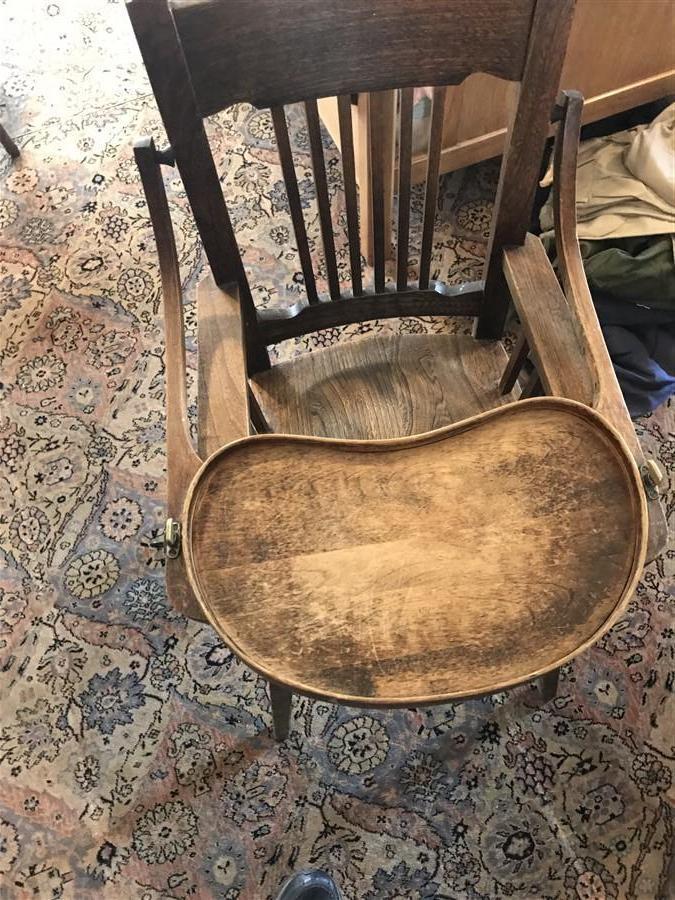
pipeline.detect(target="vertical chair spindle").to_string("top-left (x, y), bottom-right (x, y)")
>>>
top-left (305, 99), bottom-right (341, 300)
top-left (419, 86), bottom-right (447, 290)
top-left (500, 332), bottom-right (530, 394)
top-left (369, 91), bottom-right (390, 293)
top-left (337, 94), bottom-right (363, 297)
top-left (271, 105), bottom-right (319, 304)
top-left (396, 87), bottom-right (414, 291)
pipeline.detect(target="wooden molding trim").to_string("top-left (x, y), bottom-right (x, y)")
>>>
top-left (410, 69), bottom-right (675, 182)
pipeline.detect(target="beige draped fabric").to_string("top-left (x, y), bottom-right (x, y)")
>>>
top-left (541, 102), bottom-right (675, 239)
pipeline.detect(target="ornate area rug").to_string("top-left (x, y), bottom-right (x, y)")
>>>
top-left (1, 2), bottom-right (673, 898)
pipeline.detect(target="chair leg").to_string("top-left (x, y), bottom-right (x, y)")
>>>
top-left (269, 681), bottom-right (293, 741)
top-left (499, 332), bottom-right (530, 395)
top-left (0, 122), bottom-right (19, 159)
top-left (520, 367), bottom-right (543, 399)
top-left (540, 667), bottom-right (559, 703)
top-left (248, 387), bottom-right (271, 434)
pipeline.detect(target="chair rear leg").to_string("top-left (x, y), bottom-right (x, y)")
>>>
top-left (248, 387), bottom-right (271, 434)
top-left (0, 123), bottom-right (19, 159)
top-left (540, 667), bottom-right (560, 703)
top-left (269, 681), bottom-right (293, 741)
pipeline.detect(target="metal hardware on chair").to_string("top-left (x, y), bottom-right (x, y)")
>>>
top-left (164, 517), bottom-right (182, 558)
top-left (151, 518), bottom-right (182, 558)
top-left (641, 460), bottom-right (665, 500)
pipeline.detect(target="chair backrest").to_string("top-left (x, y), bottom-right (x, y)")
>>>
top-left (128, 0), bottom-right (575, 370)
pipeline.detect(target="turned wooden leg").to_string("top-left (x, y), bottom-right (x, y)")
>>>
top-left (269, 681), bottom-right (293, 741)
top-left (0, 123), bottom-right (19, 159)
top-left (540, 667), bottom-right (560, 703)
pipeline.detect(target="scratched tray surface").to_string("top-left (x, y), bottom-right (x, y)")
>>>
top-left (184, 399), bottom-right (646, 705)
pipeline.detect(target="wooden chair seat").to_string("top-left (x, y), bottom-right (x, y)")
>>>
top-left (183, 399), bottom-right (646, 706)
top-left (251, 332), bottom-right (515, 440)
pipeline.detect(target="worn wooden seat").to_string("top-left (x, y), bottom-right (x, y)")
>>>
top-left (128, 0), bottom-right (666, 739)
top-left (184, 399), bottom-right (646, 705)
top-left (251, 333), bottom-right (514, 440)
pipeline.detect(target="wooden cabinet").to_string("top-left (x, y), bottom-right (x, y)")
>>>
top-left (319, 0), bottom-right (675, 257)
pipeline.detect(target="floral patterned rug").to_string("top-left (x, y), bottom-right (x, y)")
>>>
top-left (1, 2), bottom-right (673, 898)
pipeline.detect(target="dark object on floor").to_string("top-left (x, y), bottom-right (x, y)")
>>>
top-left (581, 236), bottom-right (675, 311)
top-left (595, 296), bottom-right (675, 417)
top-left (275, 870), bottom-right (341, 900)
top-left (584, 235), bottom-right (675, 416)
top-left (0, 121), bottom-right (19, 158)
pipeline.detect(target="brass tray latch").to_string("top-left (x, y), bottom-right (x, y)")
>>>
top-left (641, 460), bottom-right (664, 501)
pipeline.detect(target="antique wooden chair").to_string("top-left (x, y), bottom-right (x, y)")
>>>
top-left (128, 0), bottom-right (665, 739)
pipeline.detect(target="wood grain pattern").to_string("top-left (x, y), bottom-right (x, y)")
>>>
top-left (353, 91), bottom-right (397, 266)
top-left (408, 70), bottom-right (675, 185)
top-left (369, 92), bottom-right (390, 292)
top-left (184, 399), bottom-right (647, 705)
top-left (399, 1), bottom-right (675, 183)
top-left (251, 332), bottom-right (515, 440)
top-left (256, 284), bottom-right (482, 344)
top-left (196, 276), bottom-right (251, 458)
top-left (133, 139), bottom-right (201, 497)
top-left (500, 332), bottom-right (529, 395)
top-left (171, 0), bottom-right (536, 114)
top-left (503, 234), bottom-right (595, 406)
top-left (131, 1), bottom-right (656, 708)
top-left (134, 138), bottom-right (203, 620)
top-left (504, 236), bottom-right (666, 560)
top-left (551, 90), bottom-right (668, 559)
top-left (552, 92), bottom-right (642, 452)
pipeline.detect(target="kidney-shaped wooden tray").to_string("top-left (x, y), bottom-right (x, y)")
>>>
top-left (183, 398), bottom-right (647, 706)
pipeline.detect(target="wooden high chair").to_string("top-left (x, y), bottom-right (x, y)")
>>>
top-left (128, 0), bottom-right (665, 739)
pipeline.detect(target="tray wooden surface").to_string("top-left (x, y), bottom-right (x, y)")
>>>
top-left (184, 398), bottom-right (647, 706)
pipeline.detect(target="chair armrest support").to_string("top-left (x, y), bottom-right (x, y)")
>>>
top-left (134, 136), bottom-right (201, 515)
top-left (503, 234), bottom-right (596, 406)
top-left (196, 275), bottom-right (253, 457)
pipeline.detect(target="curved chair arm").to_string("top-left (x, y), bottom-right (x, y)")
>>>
top-left (503, 92), bottom-right (667, 558)
top-left (134, 137), bottom-right (201, 516)
top-left (133, 137), bottom-right (206, 620)
top-left (135, 136), bottom-right (256, 620)
top-left (551, 91), bottom-right (643, 448)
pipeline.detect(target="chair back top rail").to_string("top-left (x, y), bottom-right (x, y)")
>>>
top-left (129, 0), bottom-right (575, 355)
top-left (170, 0), bottom-right (538, 115)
